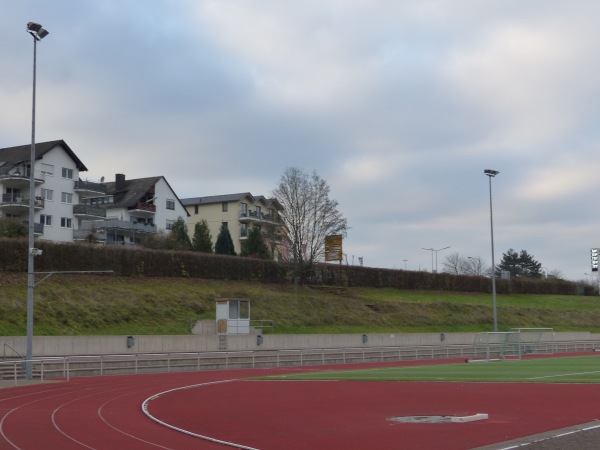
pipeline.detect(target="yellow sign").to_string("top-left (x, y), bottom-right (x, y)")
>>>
top-left (325, 234), bottom-right (343, 261)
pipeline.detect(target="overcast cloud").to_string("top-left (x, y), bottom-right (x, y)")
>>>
top-left (2, 1), bottom-right (600, 281)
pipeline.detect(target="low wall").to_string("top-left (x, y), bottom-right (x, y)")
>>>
top-left (1, 331), bottom-right (597, 358)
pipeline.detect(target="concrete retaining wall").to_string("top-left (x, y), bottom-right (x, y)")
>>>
top-left (1, 331), bottom-right (597, 357)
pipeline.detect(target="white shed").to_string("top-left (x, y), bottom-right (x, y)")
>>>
top-left (216, 299), bottom-right (251, 335)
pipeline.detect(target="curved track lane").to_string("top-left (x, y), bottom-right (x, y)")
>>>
top-left (0, 360), bottom-right (599, 449)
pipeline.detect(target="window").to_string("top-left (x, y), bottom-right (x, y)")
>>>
top-left (6, 188), bottom-right (21, 202)
top-left (166, 199), bottom-right (175, 210)
top-left (166, 219), bottom-right (174, 230)
top-left (240, 223), bottom-right (248, 237)
top-left (41, 163), bottom-right (54, 176)
top-left (60, 217), bottom-right (72, 228)
top-left (222, 202), bottom-right (228, 212)
top-left (240, 203), bottom-right (247, 216)
top-left (194, 205), bottom-right (199, 215)
top-left (61, 192), bottom-right (73, 204)
top-left (41, 188), bottom-right (53, 201)
top-left (61, 167), bottom-right (74, 179)
top-left (40, 214), bottom-right (52, 226)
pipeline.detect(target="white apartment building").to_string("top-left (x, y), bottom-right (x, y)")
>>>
top-left (0, 140), bottom-right (187, 246)
top-left (78, 173), bottom-right (189, 245)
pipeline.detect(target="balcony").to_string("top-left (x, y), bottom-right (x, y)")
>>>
top-left (128, 202), bottom-right (156, 218)
top-left (81, 219), bottom-right (157, 235)
top-left (74, 180), bottom-right (107, 196)
top-left (0, 167), bottom-right (45, 188)
top-left (239, 210), bottom-right (279, 224)
top-left (73, 204), bottom-right (106, 220)
top-left (0, 195), bottom-right (44, 214)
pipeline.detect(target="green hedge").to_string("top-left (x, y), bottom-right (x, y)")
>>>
top-left (0, 238), bottom-right (587, 295)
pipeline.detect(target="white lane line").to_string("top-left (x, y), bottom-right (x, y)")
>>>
top-left (141, 379), bottom-right (259, 450)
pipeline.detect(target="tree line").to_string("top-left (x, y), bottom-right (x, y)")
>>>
top-left (442, 249), bottom-right (563, 280)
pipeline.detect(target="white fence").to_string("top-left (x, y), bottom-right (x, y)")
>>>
top-left (1, 340), bottom-right (597, 386)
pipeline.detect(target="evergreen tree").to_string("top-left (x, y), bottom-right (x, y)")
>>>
top-left (168, 216), bottom-right (191, 250)
top-left (192, 219), bottom-right (213, 253)
top-left (497, 248), bottom-right (542, 279)
top-left (242, 225), bottom-right (270, 259)
top-left (214, 223), bottom-right (236, 255)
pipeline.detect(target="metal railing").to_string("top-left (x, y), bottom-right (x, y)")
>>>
top-left (1, 340), bottom-right (597, 385)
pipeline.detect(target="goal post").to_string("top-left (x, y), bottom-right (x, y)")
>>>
top-left (472, 332), bottom-right (519, 361)
top-left (471, 328), bottom-right (554, 361)
top-left (509, 328), bottom-right (554, 356)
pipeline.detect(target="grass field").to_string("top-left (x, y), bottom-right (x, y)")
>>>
top-left (2, 273), bottom-right (600, 335)
top-left (264, 355), bottom-right (600, 383)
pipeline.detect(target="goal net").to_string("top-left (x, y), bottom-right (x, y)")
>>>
top-left (471, 328), bottom-right (554, 361)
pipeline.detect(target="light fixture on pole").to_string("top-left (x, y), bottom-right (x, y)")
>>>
top-left (422, 246), bottom-right (451, 273)
top-left (484, 169), bottom-right (499, 332)
top-left (26, 21), bottom-right (49, 380)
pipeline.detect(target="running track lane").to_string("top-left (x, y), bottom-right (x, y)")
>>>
top-left (1, 359), bottom-right (600, 449)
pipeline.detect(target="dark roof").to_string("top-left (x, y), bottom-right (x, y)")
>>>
top-left (181, 193), bottom-right (282, 210)
top-left (105, 175), bottom-right (190, 216)
top-left (0, 140), bottom-right (88, 171)
top-left (105, 176), bottom-right (162, 209)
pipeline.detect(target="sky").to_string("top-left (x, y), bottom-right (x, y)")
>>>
top-left (2, 1), bottom-right (600, 282)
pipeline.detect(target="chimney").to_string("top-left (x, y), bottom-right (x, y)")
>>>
top-left (115, 173), bottom-right (126, 190)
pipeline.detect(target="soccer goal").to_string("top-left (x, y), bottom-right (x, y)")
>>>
top-left (471, 328), bottom-right (554, 361)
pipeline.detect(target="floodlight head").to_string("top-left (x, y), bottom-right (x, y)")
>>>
top-left (26, 22), bottom-right (49, 40)
top-left (27, 22), bottom-right (42, 32)
top-left (484, 169), bottom-right (499, 177)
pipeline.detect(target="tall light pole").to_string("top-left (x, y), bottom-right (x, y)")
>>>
top-left (484, 169), bottom-right (499, 332)
top-left (26, 22), bottom-right (49, 380)
top-left (422, 246), bottom-right (451, 273)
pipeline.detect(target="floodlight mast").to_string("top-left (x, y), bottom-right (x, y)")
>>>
top-left (25, 21), bottom-right (49, 380)
top-left (484, 169), bottom-right (499, 332)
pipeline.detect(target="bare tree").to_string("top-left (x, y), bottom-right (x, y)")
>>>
top-left (442, 252), bottom-right (465, 275)
top-left (443, 253), bottom-right (488, 276)
top-left (465, 256), bottom-right (487, 276)
top-left (273, 167), bottom-right (348, 282)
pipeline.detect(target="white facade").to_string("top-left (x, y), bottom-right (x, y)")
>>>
top-left (37, 147), bottom-right (83, 242)
top-left (0, 141), bottom-right (87, 242)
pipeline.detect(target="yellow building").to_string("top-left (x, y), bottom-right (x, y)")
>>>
top-left (181, 193), bottom-right (283, 258)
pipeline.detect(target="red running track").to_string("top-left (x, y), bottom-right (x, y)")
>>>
top-left (1, 359), bottom-right (600, 449)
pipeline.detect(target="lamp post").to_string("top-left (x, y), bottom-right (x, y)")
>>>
top-left (403, 259), bottom-right (407, 270)
top-left (484, 169), bottom-right (499, 332)
top-left (422, 246), bottom-right (451, 273)
top-left (26, 22), bottom-right (49, 380)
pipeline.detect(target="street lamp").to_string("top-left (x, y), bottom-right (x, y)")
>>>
top-left (422, 246), bottom-right (451, 273)
top-left (484, 169), bottom-right (499, 332)
top-left (403, 259), bottom-right (407, 270)
top-left (26, 21), bottom-right (49, 380)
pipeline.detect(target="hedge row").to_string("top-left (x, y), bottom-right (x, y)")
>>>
top-left (313, 264), bottom-right (586, 295)
top-left (0, 239), bottom-right (588, 295)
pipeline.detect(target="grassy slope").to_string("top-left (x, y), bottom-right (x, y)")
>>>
top-left (1, 273), bottom-right (600, 336)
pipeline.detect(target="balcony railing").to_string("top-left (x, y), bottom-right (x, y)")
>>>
top-left (239, 211), bottom-right (279, 223)
top-left (128, 203), bottom-right (156, 213)
top-left (0, 167), bottom-right (46, 184)
top-left (73, 204), bottom-right (106, 219)
top-left (80, 219), bottom-right (157, 234)
top-left (0, 195), bottom-right (44, 209)
top-left (73, 180), bottom-right (107, 194)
